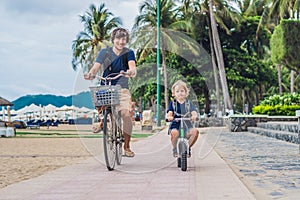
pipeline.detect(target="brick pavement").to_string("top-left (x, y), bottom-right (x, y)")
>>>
top-left (0, 126), bottom-right (255, 200)
top-left (206, 127), bottom-right (300, 199)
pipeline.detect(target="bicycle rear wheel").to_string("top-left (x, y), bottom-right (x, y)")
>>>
top-left (103, 109), bottom-right (116, 171)
top-left (116, 116), bottom-right (123, 165)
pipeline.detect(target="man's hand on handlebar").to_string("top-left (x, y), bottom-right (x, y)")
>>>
top-left (84, 73), bottom-right (96, 80)
top-left (125, 69), bottom-right (137, 77)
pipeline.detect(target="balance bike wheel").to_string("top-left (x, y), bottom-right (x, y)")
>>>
top-left (181, 152), bottom-right (187, 171)
top-left (177, 157), bottom-right (181, 168)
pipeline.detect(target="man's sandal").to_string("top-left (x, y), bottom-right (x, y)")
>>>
top-left (92, 123), bottom-right (103, 133)
top-left (92, 126), bottom-right (102, 133)
top-left (124, 149), bottom-right (135, 157)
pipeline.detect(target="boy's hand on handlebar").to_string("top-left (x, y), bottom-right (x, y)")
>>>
top-left (84, 73), bottom-right (95, 80)
top-left (191, 115), bottom-right (197, 122)
top-left (166, 111), bottom-right (174, 122)
top-left (166, 116), bottom-right (174, 122)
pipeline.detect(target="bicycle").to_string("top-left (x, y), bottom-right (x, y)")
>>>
top-left (169, 113), bottom-right (194, 171)
top-left (89, 71), bottom-right (128, 171)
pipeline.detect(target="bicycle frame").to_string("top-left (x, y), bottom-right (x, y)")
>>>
top-left (169, 112), bottom-right (193, 171)
top-left (89, 71), bottom-right (128, 171)
top-left (176, 118), bottom-right (191, 158)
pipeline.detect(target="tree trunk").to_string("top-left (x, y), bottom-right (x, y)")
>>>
top-left (207, 16), bottom-right (221, 114)
top-left (160, 34), bottom-right (168, 112)
top-left (277, 64), bottom-right (282, 94)
top-left (259, 84), bottom-right (262, 101)
top-left (291, 70), bottom-right (295, 93)
top-left (161, 50), bottom-right (168, 112)
top-left (204, 86), bottom-right (211, 116)
top-left (242, 89), bottom-right (245, 114)
top-left (209, 0), bottom-right (232, 111)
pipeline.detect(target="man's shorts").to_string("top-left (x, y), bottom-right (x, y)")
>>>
top-left (117, 88), bottom-right (132, 112)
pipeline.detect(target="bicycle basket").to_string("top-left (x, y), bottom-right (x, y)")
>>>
top-left (90, 85), bottom-right (121, 106)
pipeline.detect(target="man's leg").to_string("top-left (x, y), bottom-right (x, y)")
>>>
top-left (93, 106), bottom-right (104, 133)
top-left (118, 89), bottom-right (135, 157)
top-left (121, 109), bottom-right (135, 157)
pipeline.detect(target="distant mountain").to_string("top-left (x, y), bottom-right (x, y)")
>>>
top-left (12, 91), bottom-right (94, 110)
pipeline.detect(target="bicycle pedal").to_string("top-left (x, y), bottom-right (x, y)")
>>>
top-left (116, 138), bottom-right (123, 143)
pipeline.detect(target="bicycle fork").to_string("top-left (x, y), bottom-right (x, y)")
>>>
top-left (177, 128), bottom-right (189, 157)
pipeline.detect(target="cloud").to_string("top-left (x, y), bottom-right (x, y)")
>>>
top-left (0, 0), bottom-right (141, 101)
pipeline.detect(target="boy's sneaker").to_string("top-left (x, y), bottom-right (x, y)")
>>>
top-left (173, 148), bottom-right (178, 158)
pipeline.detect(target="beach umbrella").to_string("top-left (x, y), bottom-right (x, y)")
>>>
top-left (56, 105), bottom-right (79, 120)
top-left (27, 103), bottom-right (42, 112)
top-left (78, 106), bottom-right (92, 113)
top-left (56, 105), bottom-right (72, 111)
top-left (16, 106), bottom-right (29, 115)
top-left (43, 104), bottom-right (58, 118)
top-left (44, 104), bottom-right (57, 111)
top-left (15, 104), bottom-right (42, 120)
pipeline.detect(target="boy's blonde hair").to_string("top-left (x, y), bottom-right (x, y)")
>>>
top-left (171, 80), bottom-right (189, 97)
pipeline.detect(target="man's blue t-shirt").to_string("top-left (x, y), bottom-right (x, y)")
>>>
top-left (95, 47), bottom-right (136, 89)
top-left (167, 100), bottom-right (197, 130)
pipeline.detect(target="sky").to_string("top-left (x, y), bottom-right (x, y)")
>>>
top-left (0, 0), bottom-right (142, 101)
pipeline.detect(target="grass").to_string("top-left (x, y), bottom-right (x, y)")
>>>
top-left (15, 131), bottom-right (152, 139)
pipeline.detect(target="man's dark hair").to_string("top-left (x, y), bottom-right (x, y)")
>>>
top-left (111, 28), bottom-right (129, 43)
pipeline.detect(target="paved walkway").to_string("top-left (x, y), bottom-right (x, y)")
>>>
top-left (207, 128), bottom-right (300, 199)
top-left (0, 127), bottom-right (256, 200)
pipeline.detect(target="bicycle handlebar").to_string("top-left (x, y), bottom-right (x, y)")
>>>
top-left (166, 117), bottom-right (194, 122)
top-left (88, 70), bottom-right (128, 81)
top-left (175, 118), bottom-right (193, 121)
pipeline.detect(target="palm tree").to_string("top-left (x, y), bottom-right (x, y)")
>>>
top-left (71, 3), bottom-right (121, 72)
top-left (208, 0), bottom-right (233, 111)
top-left (132, 0), bottom-right (193, 110)
top-left (195, 0), bottom-right (240, 112)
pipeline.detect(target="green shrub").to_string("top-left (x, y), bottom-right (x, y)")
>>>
top-left (252, 93), bottom-right (300, 116)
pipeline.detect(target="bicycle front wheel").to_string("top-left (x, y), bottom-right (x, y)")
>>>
top-left (178, 141), bottom-right (187, 171)
top-left (103, 109), bottom-right (116, 171)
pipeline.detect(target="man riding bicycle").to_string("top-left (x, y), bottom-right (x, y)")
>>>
top-left (84, 27), bottom-right (137, 157)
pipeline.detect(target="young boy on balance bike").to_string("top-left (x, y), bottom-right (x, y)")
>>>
top-left (166, 80), bottom-right (199, 158)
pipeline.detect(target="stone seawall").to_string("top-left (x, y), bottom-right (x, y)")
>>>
top-left (248, 122), bottom-right (299, 144)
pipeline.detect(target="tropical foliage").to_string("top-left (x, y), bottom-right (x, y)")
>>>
top-left (270, 20), bottom-right (300, 73)
top-left (252, 93), bottom-right (300, 116)
top-left (72, 0), bottom-right (300, 116)
top-left (71, 4), bottom-right (121, 72)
